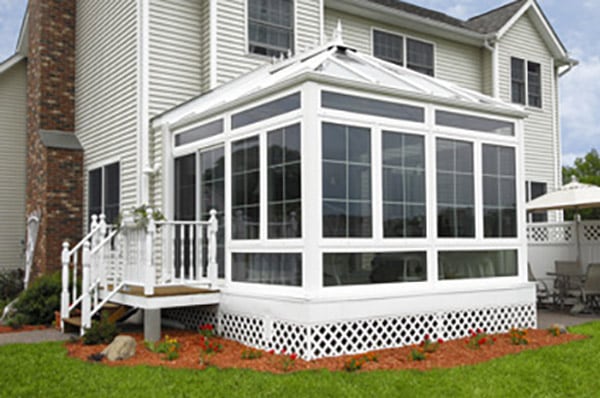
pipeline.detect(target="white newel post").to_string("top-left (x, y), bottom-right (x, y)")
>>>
top-left (145, 212), bottom-right (156, 296)
top-left (81, 241), bottom-right (92, 334)
top-left (60, 242), bottom-right (70, 331)
top-left (98, 214), bottom-right (108, 289)
top-left (208, 209), bottom-right (219, 286)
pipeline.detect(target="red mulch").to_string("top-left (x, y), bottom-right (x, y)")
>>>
top-left (0, 325), bottom-right (49, 334)
top-left (65, 328), bottom-right (587, 373)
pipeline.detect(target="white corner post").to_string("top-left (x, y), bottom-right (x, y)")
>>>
top-left (81, 241), bottom-right (92, 335)
top-left (207, 209), bottom-right (219, 286)
top-left (99, 214), bottom-right (108, 289)
top-left (145, 211), bottom-right (156, 296)
top-left (60, 241), bottom-right (71, 331)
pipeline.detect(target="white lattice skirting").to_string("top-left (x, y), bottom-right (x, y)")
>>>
top-left (164, 303), bottom-right (536, 360)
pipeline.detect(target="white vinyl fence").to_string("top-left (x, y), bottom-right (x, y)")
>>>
top-left (527, 220), bottom-right (600, 278)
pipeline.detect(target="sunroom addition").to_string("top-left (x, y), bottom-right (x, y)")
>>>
top-left (152, 39), bottom-right (534, 359)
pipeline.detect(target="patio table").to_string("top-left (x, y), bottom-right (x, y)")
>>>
top-left (547, 272), bottom-right (586, 310)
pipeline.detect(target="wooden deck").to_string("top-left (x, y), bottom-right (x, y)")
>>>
top-left (121, 285), bottom-right (219, 298)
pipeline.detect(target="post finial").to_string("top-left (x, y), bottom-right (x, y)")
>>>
top-left (62, 241), bottom-right (70, 250)
top-left (332, 19), bottom-right (344, 45)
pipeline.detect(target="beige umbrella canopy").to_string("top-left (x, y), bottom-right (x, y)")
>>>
top-left (526, 178), bottom-right (600, 212)
top-left (526, 177), bottom-right (600, 266)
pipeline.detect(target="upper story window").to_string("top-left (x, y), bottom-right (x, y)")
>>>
top-left (373, 30), bottom-right (434, 76)
top-left (248, 0), bottom-right (294, 57)
top-left (511, 57), bottom-right (541, 108)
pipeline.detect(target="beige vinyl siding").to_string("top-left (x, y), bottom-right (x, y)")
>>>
top-left (76, 0), bottom-right (139, 217)
top-left (324, 8), bottom-right (483, 92)
top-left (148, 0), bottom-right (206, 213)
top-left (481, 48), bottom-right (493, 96)
top-left (215, 0), bottom-right (322, 86)
top-left (498, 13), bottom-right (557, 193)
top-left (0, 60), bottom-right (27, 270)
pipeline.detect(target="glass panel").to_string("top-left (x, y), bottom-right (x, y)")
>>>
top-left (321, 91), bottom-right (425, 123)
top-left (322, 122), bottom-right (372, 238)
top-left (103, 163), bottom-right (120, 224)
top-left (175, 155), bottom-right (196, 220)
top-left (511, 57), bottom-right (525, 104)
top-left (175, 119), bottom-right (223, 147)
top-left (438, 250), bottom-right (518, 280)
top-left (88, 168), bottom-right (102, 223)
top-left (483, 144), bottom-right (516, 238)
top-left (231, 93), bottom-right (300, 129)
top-left (406, 38), bottom-right (434, 76)
top-left (232, 253), bottom-right (302, 286)
top-left (200, 147), bottom-right (226, 277)
top-left (248, 0), bottom-right (294, 57)
top-left (435, 110), bottom-right (514, 136)
top-left (436, 138), bottom-right (474, 238)
top-left (232, 136), bottom-right (260, 239)
top-left (373, 30), bottom-right (404, 66)
top-left (382, 131), bottom-right (426, 238)
top-left (268, 123), bottom-right (301, 239)
top-left (323, 252), bottom-right (426, 286)
top-left (527, 61), bottom-right (541, 108)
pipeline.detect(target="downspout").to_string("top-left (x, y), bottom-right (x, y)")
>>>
top-left (483, 38), bottom-right (499, 98)
top-left (139, 0), bottom-right (151, 205)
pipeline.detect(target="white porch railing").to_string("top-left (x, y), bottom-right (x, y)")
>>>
top-left (60, 209), bottom-right (219, 334)
top-left (527, 220), bottom-right (600, 278)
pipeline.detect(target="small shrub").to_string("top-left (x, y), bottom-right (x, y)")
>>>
top-left (145, 335), bottom-right (180, 361)
top-left (509, 327), bottom-right (529, 345)
top-left (410, 348), bottom-right (426, 361)
top-left (198, 323), bottom-right (215, 338)
top-left (466, 328), bottom-right (497, 349)
top-left (0, 269), bottom-right (24, 301)
top-left (420, 334), bottom-right (443, 353)
top-left (83, 316), bottom-right (118, 345)
top-left (199, 335), bottom-right (223, 354)
top-left (10, 272), bottom-right (61, 325)
top-left (343, 354), bottom-right (378, 371)
top-left (241, 348), bottom-right (263, 360)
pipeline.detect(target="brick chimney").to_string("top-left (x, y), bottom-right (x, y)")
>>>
top-left (26, 0), bottom-right (83, 276)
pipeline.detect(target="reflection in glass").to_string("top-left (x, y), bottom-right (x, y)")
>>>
top-left (233, 253), bottom-right (302, 286)
top-left (323, 252), bottom-right (426, 286)
top-left (438, 250), bottom-right (517, 279)
top-left (483, 144), bottom-right (517, 238)
top-left (232, 136), bottom-right (260, 239)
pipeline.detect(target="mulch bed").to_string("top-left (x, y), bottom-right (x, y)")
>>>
top-left (66, 328), bottom-right (587, 373)
top-left (0, 325), bottom-right (49, 334)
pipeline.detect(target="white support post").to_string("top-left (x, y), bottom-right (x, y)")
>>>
top-left (99, 215), bottom-right (108, 289)
top-left (145, 211), bottom-right (156, 296)
top-left (60, 242), bottom-right (70, 331)
top-left (207, 209), bottom-right (219, 286)
top-left (81, 241), bottom-right (92, 335)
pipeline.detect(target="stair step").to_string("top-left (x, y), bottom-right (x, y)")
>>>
top-left (63, 316), bottom-right (82, 327)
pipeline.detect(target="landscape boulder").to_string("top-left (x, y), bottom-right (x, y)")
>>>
top-left (101, 335), bottom-right (137, 361)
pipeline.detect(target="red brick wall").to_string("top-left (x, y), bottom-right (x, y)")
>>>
top-left (26, 0), bottom-right (82, 275)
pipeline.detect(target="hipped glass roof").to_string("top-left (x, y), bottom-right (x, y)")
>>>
top-left (156, 37), bottom-right (524, 127)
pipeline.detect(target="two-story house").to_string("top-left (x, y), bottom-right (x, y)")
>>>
top-left (0, 0), bottom-right (576, 358)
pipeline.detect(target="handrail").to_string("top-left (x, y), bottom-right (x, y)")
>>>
top-left (90, 282), bottom-right (125, 318)
top-left (91, 229), bottom-right (119, 255)
top-left (68, 295), bottom-right (84, 313)
top-left (68, 223), bottom-right (103, 256)
top-left (156, 220), bottom-right (212, 226)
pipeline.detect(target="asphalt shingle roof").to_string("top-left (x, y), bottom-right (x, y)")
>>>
top-left (365, 0), bottom-right (528, 35)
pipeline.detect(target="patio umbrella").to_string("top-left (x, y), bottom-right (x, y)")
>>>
top-left (526, 177), bottom-right (600, 265)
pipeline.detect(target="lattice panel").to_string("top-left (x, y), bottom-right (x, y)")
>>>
top-left (220, 313), bottom-right (265, 348)
top-left (163, 305), bottom-right (218, 330)
top-left (159, 303), bottom-right (536, 360)
top-left (583, 224), bottom-right (600, 242)
top-left (310, 314), bottom-right (438, 359)
top-left (527, 225), bottom-right (572, 243)
top-left (271, 320), bottom-right (309, 358)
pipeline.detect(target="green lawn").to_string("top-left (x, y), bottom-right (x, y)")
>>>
top-left (1, 323), bottom-right (599, 398)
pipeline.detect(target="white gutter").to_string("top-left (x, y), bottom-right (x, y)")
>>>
top-left (483, 38), bottom-right (499, 98)
top-left (559, 59), bottom-right (579, 77)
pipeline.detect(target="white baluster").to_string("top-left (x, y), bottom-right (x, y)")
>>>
top-left (179, 225), bottom-right (185, 282)
top-left (171, 224), bottom-right (177, 283)
top-left (189, 224), bottom-right (195, 281)
top-left (208, 209), bottom-right (219, 286)
top-left (198, 224), bottom-right (204, 280)
top-left (60, 242), bottom-right (70, 331)
top-left (91, 215), bottom-right (101, 290)
top-left (145, 210), bottom-right (156, 296)
top-left (72, 250), bottom-right (78, 301)
top-left (81, 241), bottom-right (92, 334)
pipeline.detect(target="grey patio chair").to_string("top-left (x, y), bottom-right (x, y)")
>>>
top-left (528, 263), bottom-right (553, 307)
top-left (554, 261), bottom-right (585, 309)
top-left (580, 263), bottom-right (600, 311)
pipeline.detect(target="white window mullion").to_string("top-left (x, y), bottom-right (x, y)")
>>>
top-left (260, 131), bottom-right (268, 243)
top-left (372, 125), bottom-right (383, 243)
top-left (473, 141), bottom-right (484, 243)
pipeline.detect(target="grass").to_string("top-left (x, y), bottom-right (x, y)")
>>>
top-left (0, 323), bottom-right (599, 398)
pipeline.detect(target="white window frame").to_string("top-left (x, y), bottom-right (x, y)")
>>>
top-left (87, 158), bottom-right (121, 226)
top-left (371, 27), bottom-right (436, 77)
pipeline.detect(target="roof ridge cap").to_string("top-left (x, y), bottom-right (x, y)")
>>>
top-left (466, 0), bottom-right (527, 22)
